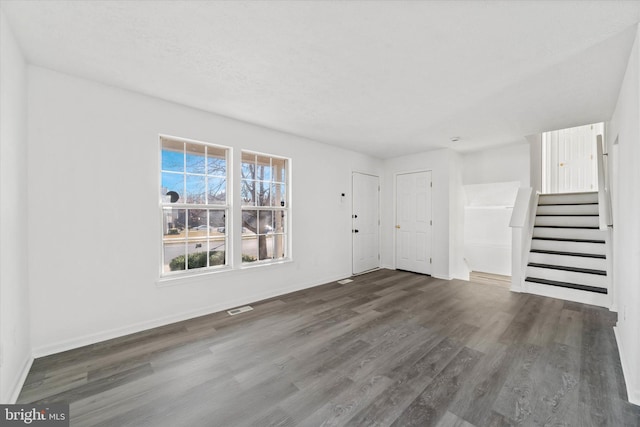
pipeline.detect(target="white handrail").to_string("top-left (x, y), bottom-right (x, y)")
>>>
top-left (596, 135), bottom-right (613, 228)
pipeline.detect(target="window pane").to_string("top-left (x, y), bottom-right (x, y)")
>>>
top-left (208, 210), bottom-right (226, 236)
top-left (256, 181), bottom-right (270, 206)
top-left (242, 152), bottom-right (256, 180)
top-left (258, 235), bottom-right (274, 261)
top-left (209, 239), bottom-right (226, 266)
top-left (186, 175), bottom-right (206, 204)
top-left (241, 179), bottom-right (256, 206)
top-left (187, 241), bottom-right (208, 270)
top-left (185, 143), bottom-right (206, 174)
top-left (242, 210), bottom-right (257, 235)
top-left (274, 210), bottom-right (287, 233)
top-left (272, 157), bottom-right (286, 183)
top-left (256, 155), bottom-right (271, 182)
top-left (207, 177), bottom-right (226, 205)
top-left (272, 183), bottom-right (286, 207)
top-left (164, 242), bottom-right (185, 273)
top-left (242, 236), bottom-right (258, 263)
top-left (259, 210), bottom-right (274, 234)
top-left (273, 234), bottom-right (286, 259)
top-left (163, 208), bottom-right (186, 239)
top-left (161, 139), bottom-right (184, 172)
top-left (162, 172), bottom-right (183, 203)
top-left (207, 146), bottom-right (226, 176)
top-left (187, 209), bottom-right (208, 238)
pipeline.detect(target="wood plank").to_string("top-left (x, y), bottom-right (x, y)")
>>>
top-left (390, 346), bottom-right (483, 427)
top-left (15, 269), bottom-right (637, 426)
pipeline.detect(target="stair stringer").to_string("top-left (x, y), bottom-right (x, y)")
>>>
top-left (519, 191), bottom-right (540, 295)
top-left (604, 226), bottom-right (615, 311)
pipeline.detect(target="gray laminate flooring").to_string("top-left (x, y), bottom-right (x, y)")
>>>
top-left (17, 269), bottom-right (640, 426)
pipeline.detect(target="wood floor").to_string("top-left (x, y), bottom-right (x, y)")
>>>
top-left (18, 269), bottom-right (639, 426)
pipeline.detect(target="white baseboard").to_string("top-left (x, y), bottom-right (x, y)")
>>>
top-left (613, 326), bottom-right (640, 406)
top-left (33, 272), bottom-right (348, 358)
top-left (7, 355), bottom-right (34, 404)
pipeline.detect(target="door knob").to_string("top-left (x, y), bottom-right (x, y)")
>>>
top-left (395, 225), bottom-right (401, 229)
top-left (353, 229), bottom-right (359, 233)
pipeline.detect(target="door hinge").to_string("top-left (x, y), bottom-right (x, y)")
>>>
top-left (430, 258), bottom-right (432, 264)
top-left (378, 185), bottom-right (380, 191)
top-left (430, 181), bottom-right (433, 188)
top-left (430, 220), bottom-right (432, 226)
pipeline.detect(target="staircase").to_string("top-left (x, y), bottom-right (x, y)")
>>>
top-left (524, 191), bottom-right (611, 307)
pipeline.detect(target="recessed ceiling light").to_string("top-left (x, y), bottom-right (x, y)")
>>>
top-left (450, 136), bottom-right (460, 142)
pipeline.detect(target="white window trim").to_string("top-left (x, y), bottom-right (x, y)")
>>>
top-left (159, 134), bottom-right (232, 279)
top-left (158, 137), bottom-right (292, 284)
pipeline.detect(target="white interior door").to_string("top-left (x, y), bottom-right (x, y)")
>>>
top-left (352, 173), bottom-right (380, 275)
top-left (543, 123), bottom-right (602, 193)
top-left (396, 171), bottom-right (432, 274)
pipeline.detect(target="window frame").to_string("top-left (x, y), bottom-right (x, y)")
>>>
top-left (158, 137), bottom-right (292, 281)
top-left (159, 135), bottom-right (232, 278)
top-left (240, 150), bottom-right (291, 266)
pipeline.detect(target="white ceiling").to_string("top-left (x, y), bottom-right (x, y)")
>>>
top-left (2, 1), bottom-right (639, 158)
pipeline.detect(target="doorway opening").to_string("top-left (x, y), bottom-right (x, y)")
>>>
top-left (542, 122), bottom-right (604, 193)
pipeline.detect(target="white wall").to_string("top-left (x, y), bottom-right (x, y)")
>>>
top-left (527, 134), bottom-right (543, 193)
top-left (461, 143), bottom-right (529, 276)
top-left (0, 10), bottom-right (32, 403)
top-left (27, 66), bottom-right (382, 355)
top-left (607, 24), bottom-right (640, 405)
top-left (381, 148), bottom-right (464, 280)
top-left (448, 150), bottom-right (468, 280)
top-left (462, 143), bottom-right (530, 187)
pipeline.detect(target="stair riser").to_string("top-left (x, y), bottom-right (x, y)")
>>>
top-left (532, 227), bottom-right (606, 241)
top-left (528, 252), bottom-right (607, 270)
top-left (530, 239), bottom-right (605, 255)
top-left (536, 204), bottom-right (599, 215)
top-left (524, 282), bottom-right (610, 308)
top-left (534, 216), bottom-right (599, 227)
top-left (538, 192), bottom-right (598, 205)
top-left (526, 266), bottom-right (607, 287)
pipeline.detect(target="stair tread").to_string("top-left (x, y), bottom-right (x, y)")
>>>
top-left (525, 277), bottom-right (608, 294)
top-left (535, 214), bottom-right (599, 217)
top-left (527, 262), bottom-right (606, 275)
top-left (537, 202), bottom-right (598, 206)
top-left (532, 237), bottom-right (605, 244)
top-left (540, 192), bottom-right (597, 196)
top-left (530, 249), bottom-right (606, 259)
top-left (534, 225), bottom-right (600, 228)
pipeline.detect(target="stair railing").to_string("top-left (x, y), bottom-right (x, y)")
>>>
top-left (597, 135), bottom-right (613, 228)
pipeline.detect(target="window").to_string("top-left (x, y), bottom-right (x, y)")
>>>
top-left (161, 137), bottom-right (229, 275)
top-left (241, 152), bottom-right (288, 264)
top-left (160, 138), bottom-right (290, 278)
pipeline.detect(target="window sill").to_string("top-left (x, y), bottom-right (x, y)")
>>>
top-left (156, 258), bottom-right (292, 287)
top-left (239, 258), bottom-right (292, 271)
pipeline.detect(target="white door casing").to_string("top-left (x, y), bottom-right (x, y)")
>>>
top-left (396, 171), bottom-right (432, 274)
top-left (352, 172), bottom-right (380, 275)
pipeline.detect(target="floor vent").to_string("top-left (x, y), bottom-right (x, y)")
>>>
top-left (337, 279), bottom-right (353, 285)
top-left (227, 305), bottom-right (254, 316)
